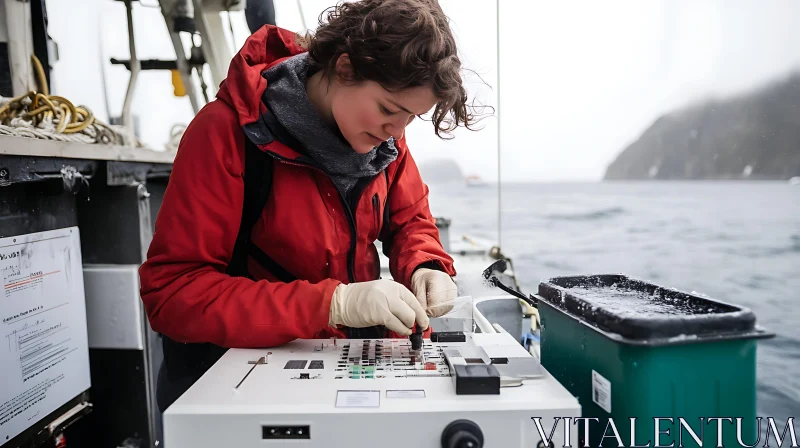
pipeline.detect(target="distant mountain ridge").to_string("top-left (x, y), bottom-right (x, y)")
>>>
top-left (417, 158), bottom-right (465, 184)
top-left (605, 72), bottom-right (800, 180)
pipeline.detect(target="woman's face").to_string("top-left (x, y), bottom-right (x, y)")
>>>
top-left (329, 58), bottom-right (439, 154)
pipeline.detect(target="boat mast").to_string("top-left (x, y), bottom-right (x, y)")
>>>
top-left (496, 0), bottom-right (502, 250)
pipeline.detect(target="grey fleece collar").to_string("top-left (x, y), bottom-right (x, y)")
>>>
top-left (262, 53), bottom-right (398, 197)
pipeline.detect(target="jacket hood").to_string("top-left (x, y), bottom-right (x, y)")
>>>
top-left (216, 25), bottom-right (308, 130)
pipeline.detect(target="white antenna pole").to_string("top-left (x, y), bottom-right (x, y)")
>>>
top-left (496, 0), bottom-right (502, 250)
top-left (296, 0), bottom-right (308, 32)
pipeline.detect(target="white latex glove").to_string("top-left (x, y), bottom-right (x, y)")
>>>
top-left (328, 280), bottom-right (429, 336)
top-left (411, 268), bottom-right (458, 318)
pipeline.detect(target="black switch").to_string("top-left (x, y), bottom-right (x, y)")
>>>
top-left (430, 331), bottom-right (466, 343)
top-left (284, 360), bottom-right (308, 369)
top-left (309, 360), bottom-right (324, 369)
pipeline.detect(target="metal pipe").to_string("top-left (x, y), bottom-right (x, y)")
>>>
top-left (165, 25), bottom-right (201, 113)
top-left (121, 0), bottom-right (140, 141)
top-left (3, 0), bottom-right (36, 96)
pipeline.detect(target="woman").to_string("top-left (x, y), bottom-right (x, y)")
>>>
top-left (139, 0), bottom-right (478, 411)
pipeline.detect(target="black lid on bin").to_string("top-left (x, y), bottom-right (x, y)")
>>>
top-left (537, 274), bottom-right (772, 345)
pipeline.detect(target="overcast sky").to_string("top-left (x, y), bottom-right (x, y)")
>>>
top-left (47, 0), bottom-right (800, 181)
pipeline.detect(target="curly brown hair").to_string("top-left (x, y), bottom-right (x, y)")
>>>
top-left (306, 0), bottom-right (479, 139)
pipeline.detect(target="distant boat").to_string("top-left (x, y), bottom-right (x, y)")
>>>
top-left (790, 176), bottom-right (800, 186)
top-left (465, 174), bottom-right (488, 187)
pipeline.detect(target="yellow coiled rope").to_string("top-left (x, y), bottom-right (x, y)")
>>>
top-left (0, 90), bottom-right (96, 134)
top-left (0, 55), bottom-right (140, 146)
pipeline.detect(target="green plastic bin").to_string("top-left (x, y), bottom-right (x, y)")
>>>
top-left (536, 274), bottom-right (774, 448)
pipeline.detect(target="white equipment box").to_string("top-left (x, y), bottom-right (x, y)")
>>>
top-left (163, 332), bottom-right (580, 447)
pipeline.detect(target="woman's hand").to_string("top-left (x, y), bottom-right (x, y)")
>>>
top-left (411, 268), bottom-right (458, 318)
top-left (328, 280), bottom-right (429, 335)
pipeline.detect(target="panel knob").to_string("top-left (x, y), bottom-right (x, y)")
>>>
top-left (441, 419), bottom-right (484, 448)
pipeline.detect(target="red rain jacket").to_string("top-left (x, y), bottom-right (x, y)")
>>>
top-left (138, 25), bottom-right (456, 348)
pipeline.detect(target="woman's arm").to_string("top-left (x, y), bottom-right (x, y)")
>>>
top-left (381, 137), bottom-right (457, 291)
top-left (138, 101), bottom-right (340, 348)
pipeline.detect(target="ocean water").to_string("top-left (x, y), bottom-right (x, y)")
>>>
top-left (427, 181), bottom-right (799, 427)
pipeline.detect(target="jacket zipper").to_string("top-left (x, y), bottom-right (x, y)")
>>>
top-left (265, 152), bottom-right (364, 284)
top-left (341, 192), bottom-right (358, 284)
top-left (372, 194), bottom-right (380, 239)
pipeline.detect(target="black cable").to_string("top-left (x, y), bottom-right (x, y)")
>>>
top-left (487, 277), bottom-right (538, 308)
